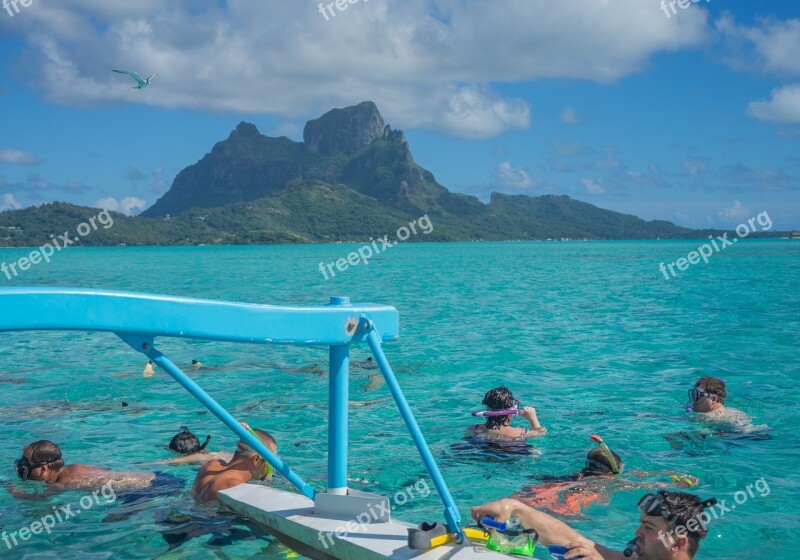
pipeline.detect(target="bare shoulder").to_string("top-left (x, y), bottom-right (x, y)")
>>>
top-left (208, 451), bottom-right (233, 462)
top-left (60, 464), bottom-right (113, 481)
top-left (197, 458), bottom-right (226, 474)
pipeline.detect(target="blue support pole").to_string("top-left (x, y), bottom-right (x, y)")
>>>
top-left (127, 340), bottom-right (316, 500)
top-left (327, 296), bottom-right (350, 494)
top-left (364, 323), bottom-right (464, 543)
top-left (328, 343), bottom-right (349, 494)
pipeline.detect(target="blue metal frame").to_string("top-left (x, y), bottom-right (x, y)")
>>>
top-left (0, 288), bottom-right (464, 541)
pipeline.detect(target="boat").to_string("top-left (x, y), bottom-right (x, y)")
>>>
top-left (0, 287), bottom-right (512, 560)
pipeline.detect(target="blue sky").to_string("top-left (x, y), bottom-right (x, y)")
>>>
top-left (0, 0), bottom-right (798, 229)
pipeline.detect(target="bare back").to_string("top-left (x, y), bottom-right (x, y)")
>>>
top-left (471, 424), bottom-right (530, 439)
top-left (192, 458), bottom-right (250, 503)
top-left (55, 464), bottom-right (155, 489)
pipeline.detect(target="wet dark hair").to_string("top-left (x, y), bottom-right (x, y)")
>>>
top-left (27, 440), bottom-right (65, 472)
top-left (168, 427), bottom-right (210, 455)
top-left (482, 386), bottom-right (516, 430)
top-left (660, 491), bottom-right (709, 556)
top-left (579, 447), bottom-right (623, 478)
top-left (695, 376), bottom-right (726, 404)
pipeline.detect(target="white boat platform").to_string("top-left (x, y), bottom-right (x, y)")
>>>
top-left (220, 485), bottom-right (512, 560)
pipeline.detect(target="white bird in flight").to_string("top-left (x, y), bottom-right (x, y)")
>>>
top-left (112, 69), bottom-right (157, 89)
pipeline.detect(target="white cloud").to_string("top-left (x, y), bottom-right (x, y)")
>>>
top-left (560, 106), bottom-right (580, 125)
top-left (582, 178), bottom-right (605, 195)
top-left (716, 14), bottom-right (800, 76)
top-left (7, 0), bottom-right (710, 139)
top-left (747, 84), bottom-right (800, 123)
top-left (1, 193), bottom-right (21, 210)
top-left (94, 196), bottom-right (145, 216)
top-left (495, 162), bottom-right (540, 191)
top-left (0, 149), bottom-right (40, 165)
top-left (432, 85), bottom-right (529, 139)
top-left (718, 200), bottom-right (750, 220)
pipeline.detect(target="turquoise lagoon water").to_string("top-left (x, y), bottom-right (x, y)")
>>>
top-left (0, 240), bottom-right (798, 559)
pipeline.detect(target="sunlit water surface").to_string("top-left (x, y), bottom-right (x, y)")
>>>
top-left (1, 240), bottom-right (798, 559)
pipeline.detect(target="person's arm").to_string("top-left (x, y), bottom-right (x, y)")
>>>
top-left (140, 455), bottom-right (204, 466)
top-left (140, 452), bottom-right (233, 466)
top-left (519, 406), bottom-right (546, 436)
top-left (471, 498), bottom-right (585, 546)
top-left (6, 484), bottom-right (63, 501)
top-left (562, 541), bottom-right (629, 560)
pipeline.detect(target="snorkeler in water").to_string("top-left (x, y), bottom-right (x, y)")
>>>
top-left (470, 386), bottom-right (546, 439)
top-left (8, 440), bottom-right (183, 500)
top-left (510, 436), bottom-right (699, 519)
top-left (667, 376), bottom-right (769, 453)
top-left (140, 427), bottom-right (233, 466)
top-left (192, 426), bottom-right (277, 503)
top-left (685, 376), bottom-right (752, 431)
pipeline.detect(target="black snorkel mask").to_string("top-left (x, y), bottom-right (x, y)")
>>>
top-left (13, 456), bottom-right (56, 481)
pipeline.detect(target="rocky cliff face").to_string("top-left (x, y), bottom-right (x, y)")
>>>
top-left (143, 101), bottom-right (436, 217)
top-left (141, 122), bottom-right (310, 217)
top-left (303, 101), bottom-right (387, 156)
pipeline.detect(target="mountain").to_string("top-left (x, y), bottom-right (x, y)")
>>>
top-left (142, 101), bottom-right (464, 218)
top-left (1, 101), bottom-right (712, 246)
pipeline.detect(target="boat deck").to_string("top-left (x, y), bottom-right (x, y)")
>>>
top-left (220, 485), bottom-right (510, 560)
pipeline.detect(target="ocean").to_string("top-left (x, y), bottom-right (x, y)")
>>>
top-left (0, 239), bottom-right (798, 559)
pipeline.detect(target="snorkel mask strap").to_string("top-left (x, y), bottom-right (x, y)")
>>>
top-left (240, 422), bottom-right (274, 479)
top-left (590, 435), bottom-right (620, 474)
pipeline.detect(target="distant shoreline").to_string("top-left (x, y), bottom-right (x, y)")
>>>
top-left (0, 235), bottom-right (795, 251)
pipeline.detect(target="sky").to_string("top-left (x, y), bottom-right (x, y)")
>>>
top-left (0, 0), bottom-right (799, 229)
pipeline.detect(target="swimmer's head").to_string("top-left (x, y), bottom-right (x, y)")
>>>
top-left (16, 440), bottom-right (64, 482)
top-left (233, 428), bottom-right (277, 481)
top-left (634, 491), bottom-right (711, 559)
top-left (234, 428), bottom-right (276, 456)
top-left (690, 376), bottom-right (726, 412)
top-left (580, 447), bottom-right (622, 477)
top-left (168, 427), bottom-right (210, 455)
top-left (482, 386), bottom-right (517, 429)
top-left (694, 376), bottom-right (726, 401)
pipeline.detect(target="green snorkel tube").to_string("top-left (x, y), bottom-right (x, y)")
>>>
top-left (480, 517), bottom-right (538, 557)
top-left (240, 421), bottom-right (274, 479)
top-left (590, 434), bottom-right (620, 474)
